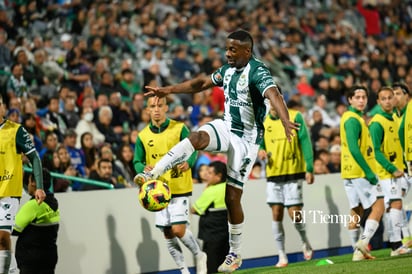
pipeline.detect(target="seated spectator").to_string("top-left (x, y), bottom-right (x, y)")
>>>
top-left (95, 106), bottom-right (122, 152)
top-left (83, 158), bottom-right (124, 190)
top-left (313, 157), bottom-right (330, 175)
top-left (80, 132), bottom-right (99, 176)
top-left (63, 129), bottom-right (86, 190)
top-left (327, 144), bottom-right (341, 173)
top-left (75, 106), bottom-right (105, 148)
top-left (21, 112), bottom-right (43, 153)
top-left (114, 144), bottom-right (136, 186)
top-left (99, 143), bottom-right (129, 188)
top-left (6, 63), bottom-right (28, 105)
top-left (41, 96), bottom-right (69, 142)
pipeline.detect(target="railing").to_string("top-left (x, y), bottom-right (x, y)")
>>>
top-left (23, 166), bottom-right (114, 190)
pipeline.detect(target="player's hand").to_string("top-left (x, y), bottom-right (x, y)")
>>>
top-left (144, 86), bottom-right (171, 98)
top-left (281, 119), bottom-right (300, 142)
top-left (366, 173), bottom-right (378, 185)
top-left (143, 166), bottom-right (153, 173)
top-left (35, 189), bottom-right (46, 204)
top-left (305, 172), bottom-right (314, 184)
top-left (177, 162), bottom-right (190, 172)
top-left (393, 170), bottom-right (403, 178)
top-left (257, 149), bottom-right (267, 161)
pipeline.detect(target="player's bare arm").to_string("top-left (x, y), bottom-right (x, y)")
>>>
top-left (265, 87), bottom-right (300, 141)
top-left (144, 74), bottom-right (214, 98)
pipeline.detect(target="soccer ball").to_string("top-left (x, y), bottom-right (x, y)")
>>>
top-left (138, 180), bottom-right (171, 212)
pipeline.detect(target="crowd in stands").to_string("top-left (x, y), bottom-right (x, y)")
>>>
top-left (1, 0), bottom-right (411, 190)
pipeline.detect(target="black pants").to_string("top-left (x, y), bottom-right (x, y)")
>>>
top-left (19, 267), bottom-right (55, 274)
top-left (203, 239), bottom-right (229, 274)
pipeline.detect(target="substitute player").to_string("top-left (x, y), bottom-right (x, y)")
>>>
top-left (340, 86), bottom-right (384, 261)
top-left (259, 101), bottom-right (314, 267)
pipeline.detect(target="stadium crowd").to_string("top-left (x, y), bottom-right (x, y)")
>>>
top-left (0, 0), bottom-right (411, 190)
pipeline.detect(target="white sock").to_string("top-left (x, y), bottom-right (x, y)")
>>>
top-left (401, 208), bottom-right (411, 239)
top-left (272, 221), bottom-right (285, 254)
top-left (151, 138), bottom-right (195, 178)
top-left (229, 222), bottom-right (243, 255)
top-left (0, 250), bottom-right (11, 274)
top-left (294, 222), bottom-right (308, 244)
top-left (179, 229), bottom-right (201, 257)
top-left (166, 237), bottom-right (186, 269)
top-left (8, 252), bottom-right (17, 274)
top-left (348, 228), bottom-right (359, 249)
top-left (389, 208), bottom-right (403, 243)
top-left (360, 219), bottom-right (379, 244)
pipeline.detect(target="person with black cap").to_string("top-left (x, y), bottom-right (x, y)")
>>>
top-left (13, 168), bottom-right (59, 274)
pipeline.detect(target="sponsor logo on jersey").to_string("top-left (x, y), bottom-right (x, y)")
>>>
top-left (213, 72), bottom-right (223, 82)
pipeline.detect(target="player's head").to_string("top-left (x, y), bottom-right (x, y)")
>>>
top-left (226, 30), bottom-right (253, 69)
top-left (146, 95), bottom-right (168, 125)
top-left (377, 86), bottom-right (395, 113)
top-left (346, 85), bottom-right (368, 112)
top-left (392, 82), bottom-right (410, 110)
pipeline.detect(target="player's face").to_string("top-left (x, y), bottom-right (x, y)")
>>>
top-left (393, 87), bottom-right (408, 110)
top-left (147, 97), bottom-right (168, 124)
top-left (377, 89), bottom-right (395, 113)
top-left (348, 90), bottom-right (368, 112)
top-left (225, 39), bottom-right (251, 69)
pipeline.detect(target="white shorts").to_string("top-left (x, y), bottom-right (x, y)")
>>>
top-left (343, 178), bottom-right (381, 209)
top-left (380, 177), bottom-right (404, 206)
top-left (401, 175), bottom-right (412, 196)
top-left (0, 197), bottom-right (19, 233)
top-left (266, 180), bottom-right (303, 207)
top-left (198, 119), bottom-right (260, 189)
top-left (155, 196), bottom-right (190, 228)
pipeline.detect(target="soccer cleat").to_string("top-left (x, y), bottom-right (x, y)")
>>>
top-left (390, 246), bottom-right (412, 256)
top-left (134, 172), bottom-right (153, 186)
top-left (402, 236), bottom-right (412, 248)
top-left (275, 254), bottom-right (288, 268)
top-left (217, 253), bottom-right (242, 273)
top-left (302, 242), bottom-right (313, 260)
top-left (196, 251), bottom-right (207, 274)
top-left (355, 240), bottom-right (375, 260)
top-left (352, 248), bottom-right (366, 261)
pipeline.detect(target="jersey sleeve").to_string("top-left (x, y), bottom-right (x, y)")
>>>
top-left (192, 188), bottom-right (214, 215)
top-left (252, 65), bottom-right (277, 97)
top-left (13, 200), bottom-right (38, 233)
top-left (16, 126), bottom-right (36, 155)
top-left (211, 66), bottom-right (225, 86)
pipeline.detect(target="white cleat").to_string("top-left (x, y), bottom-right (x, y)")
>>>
top-left (390, 246), bottom-right (412, 256)
top-left (302, 242), bottom-right (313, 261)
top-left (217, 253), bottom-right (242, 273)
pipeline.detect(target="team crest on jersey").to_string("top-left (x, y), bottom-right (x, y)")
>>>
top-left (238, 74), bottom-right (247, 88)
top-left (214, 72), bottom-right (223, 82)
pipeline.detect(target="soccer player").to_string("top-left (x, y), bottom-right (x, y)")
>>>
top-left (340, 86), bottom-right (384, 261)
top-left (392, 82), bottom-right (412, 246)
top-left (258, 101), bottom-right (314, 267)
top-left (133, 96), bottom-right (207, 274)
top-left (135, 29), bottom-right (297, 273)
top-left (191, 161), bottom-right (229, 274)
top-left (369, 86), bottom-right (412, 256)
top-left (0, 94), bottom-right (46, 273)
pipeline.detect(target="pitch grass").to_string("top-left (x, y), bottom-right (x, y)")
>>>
top-left (235, 249), bottom-right (412, 274)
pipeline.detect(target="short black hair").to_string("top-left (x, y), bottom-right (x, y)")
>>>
top-left (227, 30), bottom-right (253, 51)
top-left (345, 85), bottom-right (368, 101)
top-left (209, 161), bottom-right (227, 182)
top-left (23, 168), bottom-right (52, 193)
top-left (392, 82), bottom-right (410, 95)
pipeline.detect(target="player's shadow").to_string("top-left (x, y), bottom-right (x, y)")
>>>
top-left (136, 217), bottom-right (160, 273)
top-left (106, 214), bottom-right (127, 274)
top-left (57, 223), bottom-right (86, 274)
top-left (325, 185), bottom-right (341, 256)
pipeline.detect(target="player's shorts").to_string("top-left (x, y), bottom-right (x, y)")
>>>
top-left (198, 119), bottom-right (259, 189)
top-left (155, 196), bottom-right (190, 228)
top-left (380, 177), bottom-right (404, 206)
top-left (401, 174), bottom-right (412, 196)
top-left (343, 178), bottom-right (381, 209)
top-left (266, 180), bottom-right (303, 207)
top-left (0, 197), bottom-right (20, 233)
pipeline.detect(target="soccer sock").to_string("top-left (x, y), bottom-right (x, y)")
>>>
top-left (360, 219), bottom-right (379, 244)
top-left (401, 208), bottom-right (411, 239)
top-left (0, 250), bottom-right (11, 274)
top-left (8, 252), bottom-right (17, 274)
top-left (389, 208), bottom-right (403, 243)
top-left (166, 237), bottom-right (186, 269)
top-left (151, 138), bottom-right (195, 178)
top-left (272, 221), bottom-right (286, 256)
top-left (294, 222), bottom-right (308, 244)
top-left (179, 229), bottom-right (201, 257)
top-left (229, 222), bottom-right (243, 255)
top-left (348, 228), bottom-right (359, 249)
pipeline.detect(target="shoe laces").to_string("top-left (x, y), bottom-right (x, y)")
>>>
top-left (224, 253), bottom-right (237, 264)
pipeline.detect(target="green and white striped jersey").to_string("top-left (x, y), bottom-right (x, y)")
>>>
top-left (211, 56), bottom-right (277, 144)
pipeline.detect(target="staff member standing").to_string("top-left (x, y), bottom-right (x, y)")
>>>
top-left (192, 161), bottom-right (229, 274)
top-left (13, 168), bottom-right (59, 274)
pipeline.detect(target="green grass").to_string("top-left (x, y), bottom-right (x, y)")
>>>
top-left (235, 249), bottom-right (412, 274)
